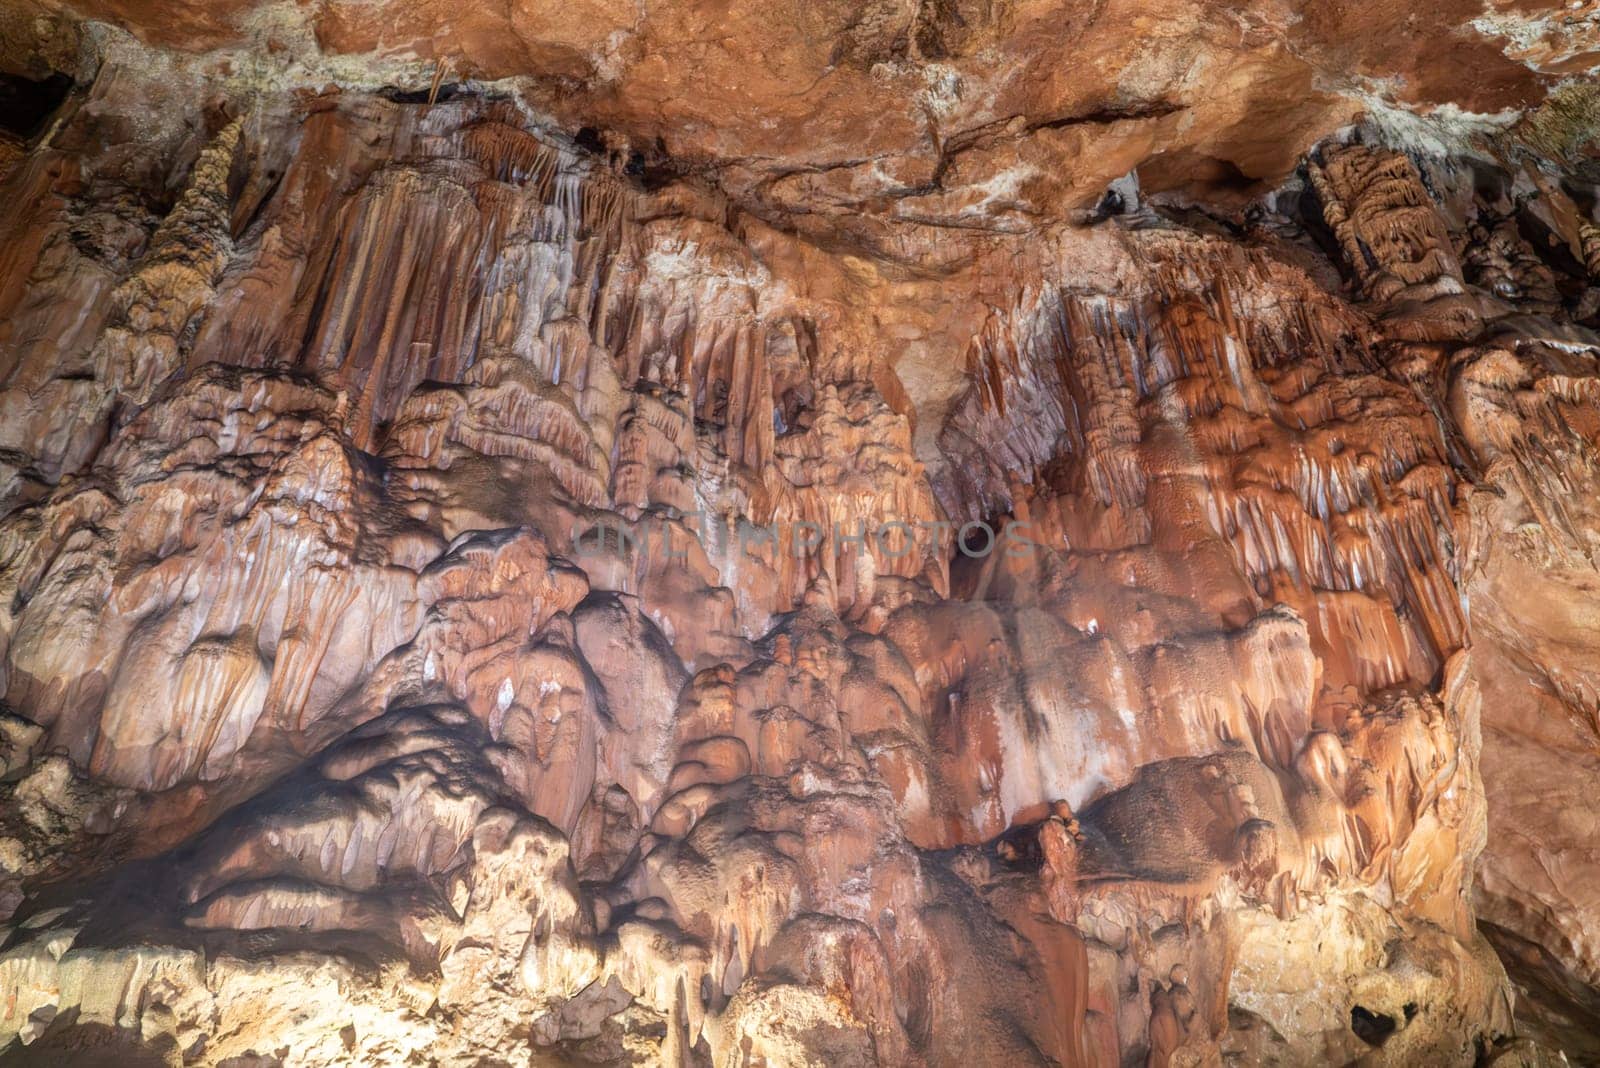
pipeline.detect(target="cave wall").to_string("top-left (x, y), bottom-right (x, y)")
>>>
top-left (0, 10), bottom-right (1599, 1067)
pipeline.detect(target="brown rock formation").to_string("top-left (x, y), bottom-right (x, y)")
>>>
top-left (2, 5), bottom-right (1600, 1067)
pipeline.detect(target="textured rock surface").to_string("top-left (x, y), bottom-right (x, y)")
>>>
top-left (2, 4), bottom-right (1600, 1067)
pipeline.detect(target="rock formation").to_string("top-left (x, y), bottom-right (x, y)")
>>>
top-left (2, 2), bottom-right (1600, 1065)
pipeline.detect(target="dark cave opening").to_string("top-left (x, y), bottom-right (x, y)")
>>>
top-left (0, 71), bottom-right (72, 141)
top-left (1350, 1004), bottom-right (1398, 1046)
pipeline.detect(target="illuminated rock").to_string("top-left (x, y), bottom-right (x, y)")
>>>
top-left (2, 8), bottom-right (1600, 1064)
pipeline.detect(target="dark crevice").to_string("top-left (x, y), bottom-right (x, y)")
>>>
top-left (379, 82), bottom-right (466, 104)
top-left (1355, 236), bottom-right (1380, 273)
top-left (1350, 1004), bottom-right (1397, 1046)
top-left (1029, 100), bottom-right (1187, 133)
top-left (624, 137), bottom-right (687, 193)
top-left (0, 71), bottom-right (73, 141)
top-left (1097, 186), bottom-right (1128, 218)
top-left (232, 167), bottom-right (285, 242)
top-left (574, 126), bottom-right (606, 156)
top-left (1290, 162), bottom-right (1351, 284)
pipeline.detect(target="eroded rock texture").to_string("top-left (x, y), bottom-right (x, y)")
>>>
top-left (3, 5), bottom-right (1600, 1067)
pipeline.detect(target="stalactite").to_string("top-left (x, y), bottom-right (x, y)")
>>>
top-left (0, 34), bottom-right (1594, 1067)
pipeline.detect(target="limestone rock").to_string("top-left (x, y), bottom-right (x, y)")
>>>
top-left (1, 7), bottom-right (1600, 1066)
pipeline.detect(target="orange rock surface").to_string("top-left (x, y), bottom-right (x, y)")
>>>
top-left (0, 3), bottom-right (1599, 1065)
